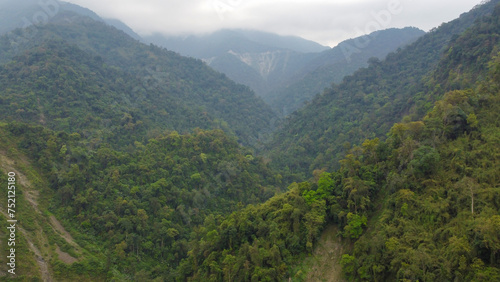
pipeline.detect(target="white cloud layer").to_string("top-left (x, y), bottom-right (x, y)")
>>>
top-left (63, 0), bottom-right (483, 47)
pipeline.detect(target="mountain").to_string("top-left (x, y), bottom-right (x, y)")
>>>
top-left (0, 0), bottom-right (499, 281)
top-left (146, 29), bottom-right (329, 57)
top-left (183, 50), bottom-right (500, 281)
top-left (0, 7), bottom-right (280, 281)
top-left (148, 28), bottom-right (424, 116)
top-left (177, 2), bottom-right (500, 280)
top-left (269, 27), bottom-right (425, 115)
top-left (0, 11), bottom-right (276, 146)
top-left (146, 29), bottom-right (327, 100)
top-left (265, 0), bottom-right (499, 180)
top-left (0, 123), bottom-right (282, 281)
top-left (0, 0), bottom-right (142, 40)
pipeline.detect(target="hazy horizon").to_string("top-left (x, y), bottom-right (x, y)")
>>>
top-left (63, 0), bottom-right (483, 47)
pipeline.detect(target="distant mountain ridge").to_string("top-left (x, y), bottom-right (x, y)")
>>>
top-left (269, 27), bottom-right (425, 115)
top-left (146, 29), bottom-right (329, 57)
top-left (265, 0), bottom-right (500, 178)
top-left (0, 11), bottom-right (276, 146)
top-left (0, 0), bottom-right (143, 41)
top-left (0, 1), bottom-right (425, 118)
top-left (148, 27), bottom-right (425, 115)
top-left (145, 29), bottom-right (328, 100)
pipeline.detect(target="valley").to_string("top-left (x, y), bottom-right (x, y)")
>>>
top-left (0, 0), bottom-right (498, 281)
top-left (148, 28), bottom-right (425, 116)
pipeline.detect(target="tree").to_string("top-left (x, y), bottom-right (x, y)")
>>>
top-left (222, 254), bottom-right (236, 282)
top-left (343, 213), bottom-right (367, 239)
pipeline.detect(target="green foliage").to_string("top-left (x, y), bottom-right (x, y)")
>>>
top-left (0, 1), bottom-right (499, 281)
top-left (0, 15), bottom-right (276, 147)
top-left (4, 124), bottom-right (281, 279)
top-left (343, 213), bottom-right (367, 239)
top-left (268, 27), bottom-right (425, 116)
top-left (265, 0), bottom-right (500, 181)
top-left (178, 182), bottom-right (327, 280)
top-left (408, 145), bottom-right (440, 177)
top-left (340, 254), bottom-right (356, 276)
top-left (338, 51), bottom-right (500, 281)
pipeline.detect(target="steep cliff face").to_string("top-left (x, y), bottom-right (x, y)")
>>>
top-left (227, 49), bottom-right (294, 79)
top-left (197, 48), bottom-right (318, 100)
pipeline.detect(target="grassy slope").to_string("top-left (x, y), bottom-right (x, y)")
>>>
top-left (0, 127), bottom-right (104, 281)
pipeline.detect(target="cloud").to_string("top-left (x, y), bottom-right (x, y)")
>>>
top-left (63, 0), bottom-right (482, 47)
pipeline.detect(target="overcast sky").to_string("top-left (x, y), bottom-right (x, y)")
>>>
top-left (64, 0), bottom-right (483, 47)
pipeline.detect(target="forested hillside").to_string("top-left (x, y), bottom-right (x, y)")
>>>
top-left (0, 8), bottom-right (279, 280)
top-left (341, 56), bottom-right (500, 281)
top-left (268, 27), bottom-right (425, 116)
top-left (0, 122), bottom-right (281, 280)
top-left (178, 30), bottom-right (500, 282)
top-left (266, 0), bottom-right (500, 181)
top-left (150, 28), bottom-right (423, 117)
top-left (0, 0), bottom-right (498, 281)
top-left (0, 12), bottom-right (276, 146)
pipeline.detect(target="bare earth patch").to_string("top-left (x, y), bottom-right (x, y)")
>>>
top-left (0, 153), bottom-right (53, 281)
top-left (0, 152), bottom-right (40, 213)
top-left (0, 209), bottom-right (52, 281)
top-left (304, 225), bottom-right (346, 282)
top-left (49, 215), bottom-right (80, 250)
top-left (0, 151), bottom-right (83, 280)
top-left (56, 246), bottom-right (78, 264)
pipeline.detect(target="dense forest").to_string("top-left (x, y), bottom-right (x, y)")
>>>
top-left (176, 7), bottom-right (500, 278)
top-left (267, 27), bottom-right (425, 116)
top-left (0, 0), bottom-right (498, 281)
top-left (148, 27), bottom-right (424, 117)
top-left (0, 12), bottom-right (276, 147)
top-left (265, 0), bottom-right (500, 182)
top-left (1, 122), bottom-right (282, 280)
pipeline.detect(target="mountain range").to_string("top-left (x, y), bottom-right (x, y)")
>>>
top-left (266, 0), bottom-right (499, 178)
top-left (0, 0), bottom-right (142, 40)
top-left (0, 0), bottom-right (498, 281)
top-left (148, 28), bottom-right (425, 115)
top-left (1, 1), bottom-right (425, 117)
top-left (0, 8), bottom-right (276, 147)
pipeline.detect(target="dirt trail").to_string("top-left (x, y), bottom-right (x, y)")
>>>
top-left (0, 151), bottom-right (82, 280)
top-left (1, 153), bottom-right (79, 250)
top-left (0, 153), bottom-right (41, 210)
top-left (0, 153), bottom-right (53, 281)
top-left (24, 229), bottom-right (52, 282)
top-left (0, 209), bottom-right (52, 281)
top-left (50, 215), bottom-right (79, 264)
top-left (50, 215), bottom-right (80, 250)
top-left (304, 225), bottom-right (346, 282)
top-left (56, 246), bottom-right (78, 264)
